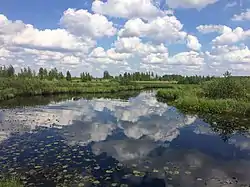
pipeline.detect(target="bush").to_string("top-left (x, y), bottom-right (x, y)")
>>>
top-left (202, 75), bottom-right (246, 100)
top-left (156, 82), bottom-right (250, 116)
top-left (156, 89), bottom-right (181, 101)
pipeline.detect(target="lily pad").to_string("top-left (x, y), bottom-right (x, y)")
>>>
top-left (153, 169), bottom-right (159, 173)
top-left (93, 180), bottom-right (100, 184)
top-left (34, 165), bottom-right (42, 169)
top-left (105, 170), bottom-right (113, 174)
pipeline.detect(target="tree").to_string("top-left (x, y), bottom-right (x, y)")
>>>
top-left (0, 66), bottom-right (7, 77)
top-left (103, 71), bottom-right (110, 79)
top-left (58, 72), bottom-right (64, 79)
top-left (66, 71), bottom-right (71, 81)
top-left (38, 68), bottom-right (44, 79)
top-left (27, 67), bottom-right (33, 78)
top-left (18, 67), bottom-right (33, 78)
top-left (203, 71), bottom-right (246, 99)
top-left (81, 72), bottom-right (86, 82)
top-left (86, 73), bottom-right (92, 81)
top-left (43, 68), bottom-right (48, 78)
top-left (124, 72), bottom-right (128, 80)
top-left (223, 70), bottom-right (232, 78)
top-left (48, 68), bottom-right (58, 80)
top-left (7, 65), bottom-right (15, 77)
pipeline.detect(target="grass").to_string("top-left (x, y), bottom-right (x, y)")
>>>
top-left (156, 84), bottom-right (250, 116)
top-left (0, 178), bottom-right (23, 187)
top-left (133, 80), bottom-right (177, 84)
top-left (0, 78), bottom-right (173, 101)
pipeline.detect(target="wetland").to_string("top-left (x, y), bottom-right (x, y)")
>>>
top-left (0, 91), bottom-right (250, 187)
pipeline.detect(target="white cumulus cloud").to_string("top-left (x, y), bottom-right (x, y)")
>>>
top-left (169, 51), bottom-right (205, 66)
top-left (186, 35), bottom-right (202, 51)
top-left (88, 47), bottom-right (132, 64)
top-left (212, 27), bottom-right (250, 45)
top-left (0, 13), bottom-right (96, 71)
top-left (197, 24), bottom-right (250, 45)
top-left (92, 0), bottom-right (170, 20)
top-left (167, 0), bottom-right (219, 9)
top-left (60, 8), bottom-right (117, 38)
top-left (197, 25), bottom-right (232, 34)
top-left (206, 44), bottom-right (250, 73)
top-left (232, 9), bottom-right (250, 21)
top-left (1, 0), bottom-right (250, 76)
top-left (118, 16), bottom-right (187, 43)
top-left (114, 37), bottom-right (168, 55)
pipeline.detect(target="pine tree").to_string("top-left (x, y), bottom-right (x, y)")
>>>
top-left (66, 71), bottom-right (71, 81)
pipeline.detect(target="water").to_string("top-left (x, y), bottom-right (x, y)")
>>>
top-left (0, 92), bottom-right (250, 187)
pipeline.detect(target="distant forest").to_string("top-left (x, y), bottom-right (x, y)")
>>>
top-left (0, 65), bottom-right (216, 84)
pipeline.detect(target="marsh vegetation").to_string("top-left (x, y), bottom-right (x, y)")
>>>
top-left (156, 71), bottom-right (250, 116)
top-left (0, 65), bottom-right (213, 102)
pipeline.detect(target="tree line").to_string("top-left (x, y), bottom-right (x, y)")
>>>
top-left (0, 66), bottom-right (73, 81)
top-left (0, 65), bottom-right (215, 84)
top-left (111, 71), bottom-right (214, 84)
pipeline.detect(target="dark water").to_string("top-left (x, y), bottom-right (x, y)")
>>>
top-left (0, 92), bottom-right (250, 187)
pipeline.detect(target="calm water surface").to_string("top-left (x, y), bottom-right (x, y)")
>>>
top-left (0, 92), bottom-right (250, 187)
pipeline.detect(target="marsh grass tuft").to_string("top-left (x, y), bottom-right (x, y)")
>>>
top-left (0, 178), bottom-right (23, 187)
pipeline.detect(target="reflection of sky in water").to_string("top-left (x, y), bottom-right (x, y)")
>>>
top-left (0, 92), bottom-right (197, 144)
top-left (1, 92), bottom-right (250, 186)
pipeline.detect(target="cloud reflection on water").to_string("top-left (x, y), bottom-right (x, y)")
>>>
top-left (0, 92), bottom-right (197, 144)
top-left (1, 92), bottom-right (250, 186)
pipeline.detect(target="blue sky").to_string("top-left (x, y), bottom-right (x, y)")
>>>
top-left (0, 0), bottom-right (250, 76)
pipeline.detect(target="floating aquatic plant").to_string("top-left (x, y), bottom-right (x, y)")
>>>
top-left (153, 169), bottom-right (159, 173)
top-left (132, 170), bottom-right (145, 177)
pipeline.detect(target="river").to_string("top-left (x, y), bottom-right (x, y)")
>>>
top-left (0, 91), bottom-right (249, 187)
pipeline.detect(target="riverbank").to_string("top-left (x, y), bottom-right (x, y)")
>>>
top-left (0, 78), bottom-right (173, 102)
top-left (156, 84), bottom-right (250, 117)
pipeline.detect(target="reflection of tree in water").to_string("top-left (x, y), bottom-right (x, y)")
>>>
top-left (0, 127), bottom-right (165, 187)
top-left (201, 114), bottom-right (250, 142)
top-left (0, 91), bottom-right (140, 108)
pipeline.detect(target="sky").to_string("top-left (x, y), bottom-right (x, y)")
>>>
top-left (0, 0), bottom-right (250, 77)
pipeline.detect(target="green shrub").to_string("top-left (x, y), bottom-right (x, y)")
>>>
top-left (156, 89), bottom-right (181, 101)
top-left (202, 76), bottom-right (246, 100)
top-left (156, 81), bottom-right (250, 116)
